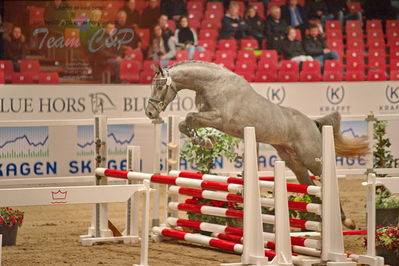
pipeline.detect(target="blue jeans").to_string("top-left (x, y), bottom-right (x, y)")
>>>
top-left (314, 51), bottom-right (339, 68)
top-left (337, 11), bottom-right (362, 27)
top-left (186, 46), bottom-right (205, 60)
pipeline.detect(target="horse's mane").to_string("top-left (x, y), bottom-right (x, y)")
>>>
top-left (166, 60), bottom-right (226, 71)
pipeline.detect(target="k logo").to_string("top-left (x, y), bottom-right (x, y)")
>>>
top-left (89, 93), bottom-right (117, 114)
top-left (266, 86), bottom-right (286, 105)
top-left (386, 85), bottom-right (399, 104)
top-left (326, 86), bottom-right (344, 105)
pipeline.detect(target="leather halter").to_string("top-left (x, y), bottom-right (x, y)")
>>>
top-left (148, 70), bottom-right (177, 113)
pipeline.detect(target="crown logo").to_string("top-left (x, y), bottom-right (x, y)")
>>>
top-left (51, 190), bottom-right (68, 203)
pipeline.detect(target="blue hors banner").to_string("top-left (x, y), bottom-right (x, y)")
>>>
top-left (0, 82), bottom-right (398, 177)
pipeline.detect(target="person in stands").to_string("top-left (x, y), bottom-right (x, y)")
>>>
top-left (281, 27), bottom-right (313, 62)
top-left (159, 14), bottom-right (174, 41)
top-left (4, 25), bottom-right (27, 71)
top-left (327, 0), bottom-right (362, 26)
top-left (119, 0), bottom-right (140, 29)
top-left (140, 0), bottom-right (160, 29)
top-left (115, 9), bottom-right (141, 50)
top-left (147, 24), bottom-right (176, 67)
top-left (220, 2), bottom-right (248, 40)
top-left (281, 0), bottom-right (307, 33)
top-left (307, 0), bottom-right (335, 24)
top-left (160, 0), bottom-right (187, 21)
top-left (265, 6), bottom-right (288, 52)
top-left (93, 22), bottom-right (123, 83)
top-left (244, 6), bottom-right (265, 49)
top-left (303, 24), bottom-right (339, 67)
top-left (174, 16), bottom-right (204, 59)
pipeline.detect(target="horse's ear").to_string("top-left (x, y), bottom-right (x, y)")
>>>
top-left (151, 64), bottom-right (165, 76)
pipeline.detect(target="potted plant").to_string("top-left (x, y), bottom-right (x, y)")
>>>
top-left (373, 120), bottom-right (399, 226)
top-left (180, 128), bottom-right (242, 232)
top-left (375, 226), bottom-right (399, 265)
top-left (0, 207), bottom-right (24, 246)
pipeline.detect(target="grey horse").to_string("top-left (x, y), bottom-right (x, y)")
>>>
top-left (145, 61), bottom-right (369, 229)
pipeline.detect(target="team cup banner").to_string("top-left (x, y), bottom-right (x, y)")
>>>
top-left (0, 81), bottom-right (398, 178)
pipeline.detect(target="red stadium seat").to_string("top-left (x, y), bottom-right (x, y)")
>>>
top-left (367, 29), bottom-right (384, 40)
top-left (257, 60), bottom-right (278, 72)
top-left (167, 20), bottom-right (176, 32)
top-left (199, 29), bottom-right (218, 41)
top-left (255, 71), bottom-right (277, 82)
top-left (390, 70), bottom-right (399, 80)
top-left (390, 59), bottom-right (399, 71)
top-left (235, 70), bottom-right (255, 82)
top-left (391, 48), bottom-right (399, 60)
top-left (346, 20), bottom-right (362, 32)
top-left (367, 38), bottom-right (386, 50)
top-left (218, 40), bottom-right (238, 50)
top-left (366, 20), bottom-right (383, 32)
top-left (323, 71), bottom-right (343, 81)
top-left (278, 71), bottom-right (299, 82)
top-left (326, 39), bottom-right (344, 58)
top-left (324, 60), bottom-right (343, 72)
top-left (280, 60), bottom-right (299, 73)
top-left (39, 72), bottom-right (59, 84)
top-left (12, 73), bottom-right (34, 84)
top-left (250, 2), bottom-right (265, 19)
top-left (198, 40), bottom-right (216, 51)
top-left (188, 16), bottom-right (202, 30)
top-left (346, 58), bottom-right (365, 72)
top-left (28, 6), bottom-right (45, 25)
top-left (176, 50), bottom-right (189, 61)
top-left (136, 0), bottom-right (147, 13)
top-left (345, 70), bottom-right (365, 81)
top-left (167, 60), bottom-right (178, 66)
top-left (136, 29), bottom-right (150, 49)
top-left (201, 19), bottom-right (222, 29)
top-left (346, 2), bottom-right (362, 13)
top-left (326, 20), bottom-right (342, 32)
top-left (0, 60), bottom-right (14, 83)
top-left (387, 20), bottom-right (399, 31)
top-left (259, 50), bottom-right (278, 64)
top-left (387, 29), bottom-right (399, 43)
top-left (143, 60), bottom-right (159, 72)
top-left (302, 60), bottom-right (320, 72)
top-left (368, 58), bottom-right (386, 71)
top-left (368, 49), bottom-right (386, 60)
top-left (367, 70), bottom-right (387, 81)
top-left (188, 10), bottom-right (203, 21)
top-left (139, 71), bottom-right (154, 84)
top-left (206, 2), bottom-right (223, 11)
top-left (187, 1), bottom-right (204, 12)
top-left (215, 50), bottom-right (237, 60)
top-left (388, 36), bottom-right (399, 49)
top-left (240, 39), bottom-right (259, 50)
top-left (346, 38), bottom-right (365, 51)
top-left (193, 50), bottom-right (213, 61)
top-left (125, 50), bottom-right (143, 61)
top-left (300, 71), bottom-right (322, 82)
top-left (235, 60), bottom-right (257, 72)
top-left (237, 50), bottom-right (257, 61)
top-left (0, 70), bottom-right (4, 84)
top-left (326, 29), bottom-right (343, 40)
top-left (120, 60), bottom-right (141, 83)
top-left (203, 10), bottom-right (224, 20)
top-left (213, 58), bottom-right (235, 71)
top-left (20, 60), bottom-right (40, 82)
top-left (346, 49), bottom-right (364, 62)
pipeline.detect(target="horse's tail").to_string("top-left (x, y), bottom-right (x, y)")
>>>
top-left (314, 112), bottom-right (370, 158)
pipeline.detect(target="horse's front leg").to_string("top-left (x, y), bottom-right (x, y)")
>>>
top-left (179, 111), bottom-right (223, 148)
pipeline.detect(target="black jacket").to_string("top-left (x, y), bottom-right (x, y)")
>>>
top-left (4, 36), bottom-right (26, 61)
top-left (281, 4), bottom-right (307, 27)
top-left (265, 16), bottom-right (288, 41)
top-left (307, 0), bottom-right (329, 19)
top-left (245, 15), bottom-right (264, 36)
top-left (140, 6), bottom-right (160, 29)
top-left (119, 6), bottom-right (140, 27)
top-left (220, 14), bottom-right (248, 39)
top-left (303, 35), bottom-right (328, 57)
top-left (160, 0), bottom-right (187, 19)
top-left (326, 0), bottom-right (349, 15)
top-left (281, 39), bottom-right (306, 59)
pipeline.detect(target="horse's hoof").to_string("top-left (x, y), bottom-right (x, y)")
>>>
top-left (343, 218), bottom-right (356, 230)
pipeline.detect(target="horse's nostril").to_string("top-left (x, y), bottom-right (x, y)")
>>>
top-left (148, 111), bottom-right (153, 117)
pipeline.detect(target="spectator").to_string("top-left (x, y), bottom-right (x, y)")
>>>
top-left (93, 22), bottom-right (123, 83)
top-left (4, 26), bottom-right (27, 71)
top-left (307, 0), bottom-right (334, 24)
top-left (363, 0), bottom-right (398, 22)
top-left (175, 16), bottom-right (205, 59)
top-left (115, 10), bottom-right (141, 50)
top-left (140, 0), bottom-right (160, 29)
top-left (148, 24), bottom-right (176, 67)
top-left (159, 14), bottom-right (174, 41)
top-left (220, 2), bottom-right (248, 40)
top-left (160, 0), bottom-right (187, 21)
top-left (244, 6), bottom-right (265, 49)
top-left (265, 6), bottom-right (288, 52)
top-left (326, 0), bottom-right (362, 26)
top-left (281, 0), bottom-right (307, 33)
top-left (281, 27), bottom-right (313, 62)
top-left (81, 9), bottom-right (103, 53)
top-left (303, 24), bottom-right (339, 67)
top-left (44, 0), bottom-right (71, 36)
top-left (119, 0), bottom-right (140, 29)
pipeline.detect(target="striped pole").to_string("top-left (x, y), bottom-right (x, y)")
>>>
top-left (212, 233), bottom-right (322, 258)
top-left (168, 186), bottom-right (322, 215)
top-left (166, 217), bottom-right (321, 249)
top-left (169, 170), bottom-right (321, 196)
top-left (95, 169), bottom-right (242, 194)
top-left (168, 202), bottom-right (322, 231)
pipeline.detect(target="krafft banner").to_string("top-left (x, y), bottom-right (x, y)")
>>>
top-left (0, 82), bottom-right (398, 178)
top-left (0, 81), bottom-right (398, 120)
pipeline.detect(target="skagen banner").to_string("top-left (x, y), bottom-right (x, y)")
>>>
top-left (0, 82), bottom-right (398, 178)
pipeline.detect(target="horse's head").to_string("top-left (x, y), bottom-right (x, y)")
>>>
top-left (145, 65), bottom-right (177, 119)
